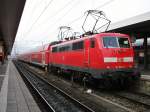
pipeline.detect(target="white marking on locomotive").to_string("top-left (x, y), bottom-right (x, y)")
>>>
top-left (123, 57), bottom-right (133, 62)
top-left (104, 57), bottom-right (133, 63)
top-left (104, 57), bottom-right (117, 62)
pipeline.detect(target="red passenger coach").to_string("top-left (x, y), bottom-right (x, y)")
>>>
top-left (49, 33), bottom-right (140, 81)
top-left (30, 44), bottom-right (50, 67)
top-left (18, 44), bottom-right (51, 69)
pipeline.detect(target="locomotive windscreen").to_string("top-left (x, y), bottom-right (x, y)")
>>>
top-left (103, 37), bottom-right (130, 48)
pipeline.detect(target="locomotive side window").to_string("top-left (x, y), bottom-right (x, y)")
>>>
top-left (72, 41), bottom-right (84, 50)
top-left (59, 45), bottom-right (71, 52)
top-left (59, 47), bottom-right (63, 52)
top-left (52, 47), bottom-right (58, 52)
top-left (103, 37), bottom-right (118, 48)
top-left (90, 38), bottom-right (95, 48)
top-left (118, 37), bottom-right (130, 48)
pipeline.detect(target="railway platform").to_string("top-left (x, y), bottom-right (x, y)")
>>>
top-left (0, 60), bottom-right (41, 112)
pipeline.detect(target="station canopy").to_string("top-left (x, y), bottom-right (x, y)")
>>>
top-left (108, 12), bottom-right (150, 38)
top-left (0, 0), bottom-right (26, 55)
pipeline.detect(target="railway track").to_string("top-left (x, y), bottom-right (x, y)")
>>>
top-left (113, 91), bottom-right (150, 108)
top-left (14, 61), bottom-right (94, 112)
top-left (14, 61), bottom-right (150, 112)
top-left (93, 90), bottom-right (150, 112)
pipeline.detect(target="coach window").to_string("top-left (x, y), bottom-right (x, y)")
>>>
top-left (90, 38), bottom-right (95, 48)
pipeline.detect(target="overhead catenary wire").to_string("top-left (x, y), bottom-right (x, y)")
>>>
top-left (67, 0), bottom-right (115, 26)
top-left (21, 0), bottom-right (44, 33)
top-left (24, 0), bottom-right (78, 41)
top-left (37, 0), bottom-right (80, 39)
top-left (25, 0), bottom-right (54, 37)
top-left (28, 0), bottom-right (114, 36)
top-left (35, 0), bottom-right (75, 27)
top-left (95, 0), bottom-right (115, 9)
top-left (34, 0), bottom-right (115, 43)
top-left (67, 14), bottom-right (85, 26)
top-left (30, 0), bottom-right (44, 16)
top-left (49, 0), bottom-right (80, 28)
top-left (19, 0), bottom-right (116, 53)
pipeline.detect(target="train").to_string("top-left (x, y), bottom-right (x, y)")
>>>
top-left (17, 32), bottom-right (141, 87)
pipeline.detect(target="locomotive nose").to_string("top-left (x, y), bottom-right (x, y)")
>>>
top-left (102, 47), bottom-right (134, 69)
top-left (102, 36), bottom-right (134, 69)
top-left (103, 49), bottom-right (134, 69)
top-left (113, 49), bottom-right (133, 63)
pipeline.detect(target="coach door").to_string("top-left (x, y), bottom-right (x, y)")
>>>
top-left (84, 39), bottom-right (90, 67)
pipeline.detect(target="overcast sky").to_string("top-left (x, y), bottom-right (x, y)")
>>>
top-left (12, 0), bottom-right (150, 55)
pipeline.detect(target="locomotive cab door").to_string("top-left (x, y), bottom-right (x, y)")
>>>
top-left (84, 39), bottom-right (90, 68)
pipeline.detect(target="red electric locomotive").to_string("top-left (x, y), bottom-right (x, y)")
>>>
top-left (49, 33), bottom-right (140, 82)
top-left (48, 10), bottom-right (140, 85)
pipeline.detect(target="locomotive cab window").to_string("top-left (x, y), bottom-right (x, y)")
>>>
top-left (103, 37), bottom-right (130, 48)
top-left (103, 37), bottom-right (118, 48)
top-left (118, 37), bottom-right (130, 48)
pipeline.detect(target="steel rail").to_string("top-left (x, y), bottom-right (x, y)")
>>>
top-left (113, 91), bottom-right (150, 109)
top-left (14, 61), bottom-right (95, 112)
top-left (14, 61), bottom-right (56, 112)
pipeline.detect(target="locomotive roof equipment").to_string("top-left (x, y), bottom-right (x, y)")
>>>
top-left (82, 10), bottom-right (111, 35)
top-left (57, 26), bottom-right (73, 41)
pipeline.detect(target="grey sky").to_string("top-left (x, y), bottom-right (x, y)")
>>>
top-left (12, 0), bottom-right (150, 55)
